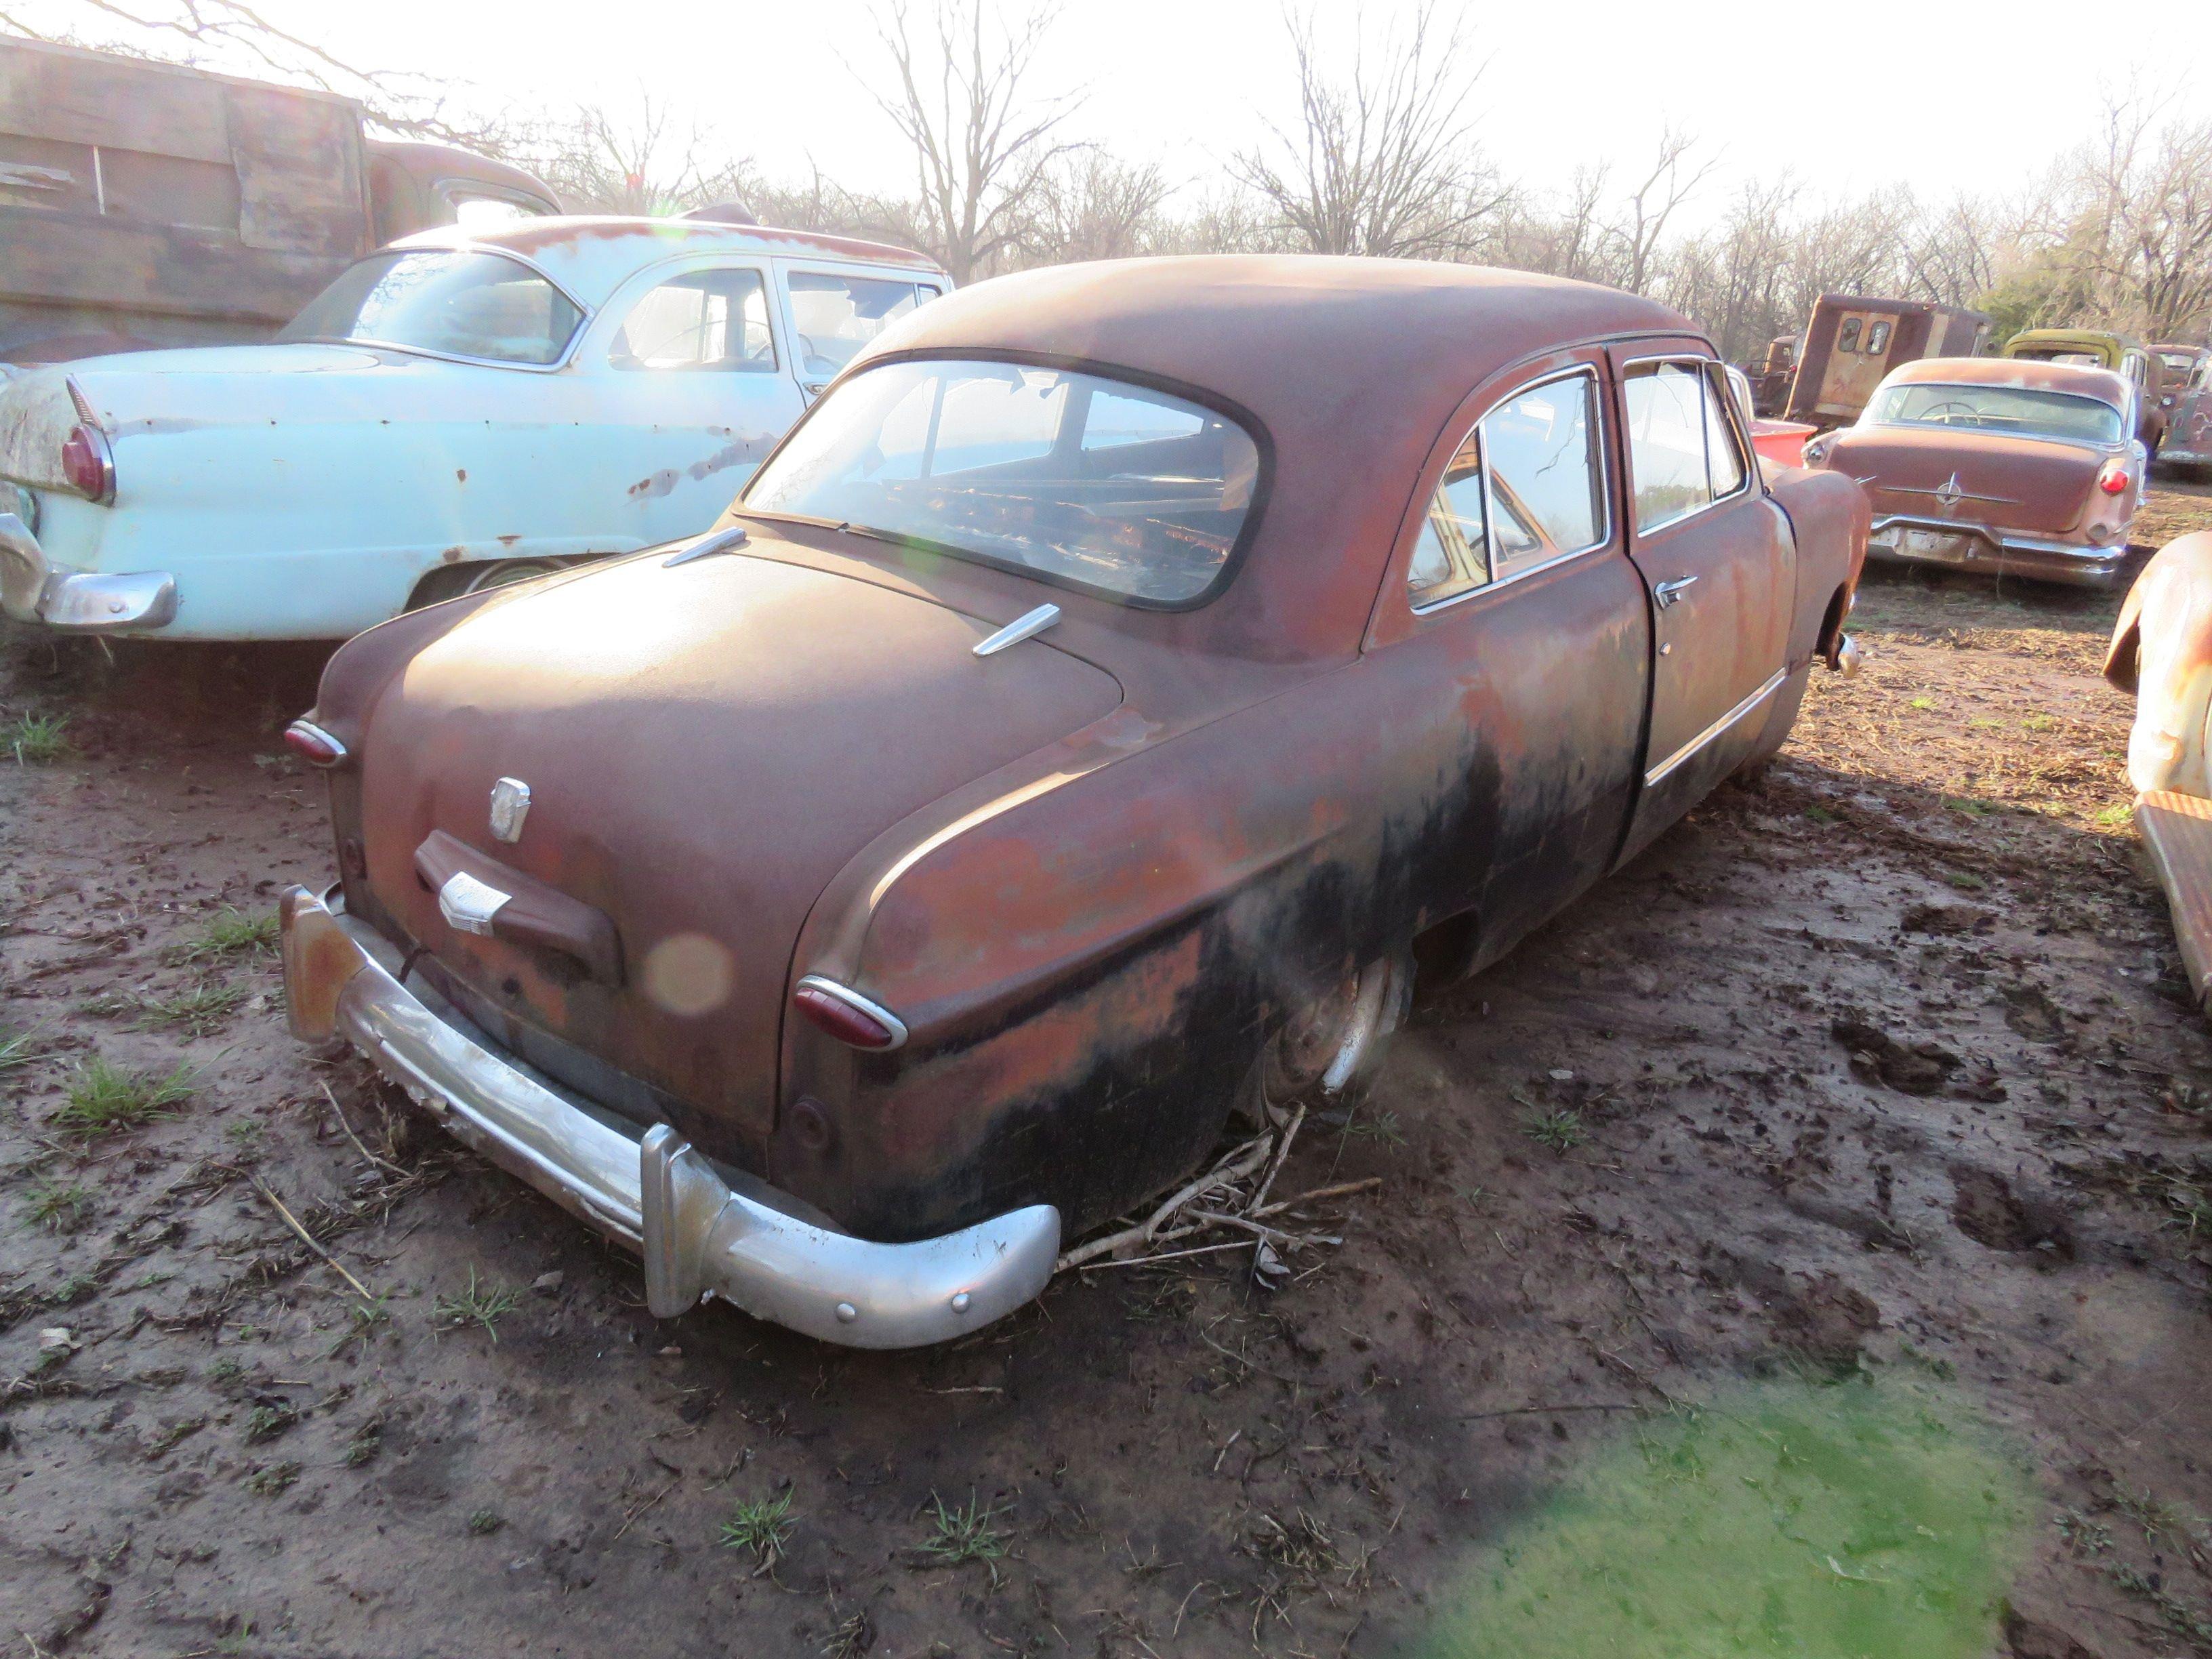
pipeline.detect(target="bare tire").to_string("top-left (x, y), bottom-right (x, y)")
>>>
top-left (1237, 951), bottom-right (1412, 1126)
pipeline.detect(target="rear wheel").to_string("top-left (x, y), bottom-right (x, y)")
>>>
top-left (1239, 950), bottom-right (1412, 1126)
top-left (406, 558), bottom-right (563, 611)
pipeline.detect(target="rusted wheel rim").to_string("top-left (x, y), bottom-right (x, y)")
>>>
top-left (1262, 957), bottom-right (1399, 1106)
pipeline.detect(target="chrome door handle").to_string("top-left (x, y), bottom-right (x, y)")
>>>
top-left (1654, 576), bottom-right (1698, 609)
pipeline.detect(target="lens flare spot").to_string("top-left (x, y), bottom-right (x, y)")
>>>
top-left (642, 933), bottom-right (733, 1017)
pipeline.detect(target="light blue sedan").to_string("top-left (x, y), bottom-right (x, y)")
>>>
top-left (0, 217), bottom-right (947, 639)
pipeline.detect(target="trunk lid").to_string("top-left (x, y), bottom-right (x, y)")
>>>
top-left (350, 547), bottom-right (1122, 1164)
top-left (0, 344), bottom-right (396, 489)
top-left (1828, 425), bottom-right (2103, 537)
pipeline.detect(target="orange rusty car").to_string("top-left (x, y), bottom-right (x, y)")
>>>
top-left (278, 258), bottom-right (1869, 1348)
top-left (1803, 356), bottom-right (2146, 589)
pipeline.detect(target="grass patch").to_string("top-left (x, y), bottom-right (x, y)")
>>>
top-left (467, 1508), bottom-right (505, 1536)
top-left (1519, 1109), bottom-right (1587, 1153)
top-left (1341, 1107), bottom-right (1406, 1147)
top-left (917, 1491), bottom-right (1010, 1569)
top-left (433, 1267), bottom-right (521, 1343)
top-left (1908, 695), bottom-right (1937, 712)
top-left (243, 1460), bottom-right (300, 1498)
top-left (168, 907), bottom-right (278, 964)
top-left (0, 1025), bottom-right (41, 1073)
top-left (52, 1059), bottom-right (193, 1138)
top-left (2092, 802), bottom-right (2135, 830)
top-left (720, 1488), bottom-right (796, 1567)
top-left (6, 711), bottom-right (70, 764)
top-left (133, 981), bottom-right (246, 1036)
top-left (21, 1179), bottom-right (92, 1234)
top-left (242, 1404), bottom-right (298, 1444)
top-left (1412, 1377), bottom-right (2030, 1659)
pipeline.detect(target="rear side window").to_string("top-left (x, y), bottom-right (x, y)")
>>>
top-left (1623, 361), bottom-right (1748, 533)
top-left (786, 272), bottom-right (939, 379)
top-left (1408, 368), bottom-right (1608, 607)
top-left (611, 268), bottom-right (775, 371)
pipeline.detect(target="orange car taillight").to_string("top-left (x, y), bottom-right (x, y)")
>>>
top-left (793, 976), bottom-right (907, 1050)
top-left (283, 718), bottom-right (348, 767)
top-left (2097, 460), bottom-right (2131, 495)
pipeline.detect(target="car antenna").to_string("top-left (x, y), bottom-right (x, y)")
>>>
top-left (663, 525), bottom-right (750, 567)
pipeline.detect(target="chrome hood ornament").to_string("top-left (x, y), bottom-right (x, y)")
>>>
top-left (489, 776), bottom-right (531, 844)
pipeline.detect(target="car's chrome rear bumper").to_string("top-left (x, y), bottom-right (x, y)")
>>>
top-left (1866, 515), bottom-right (2129, 590)
top-left (0, 511), bottom-right (175, 630)
top-left (279, 885), bottom-right (1060, 1348)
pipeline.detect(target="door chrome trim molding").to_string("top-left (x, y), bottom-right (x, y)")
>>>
top-left (1643, 666), bottom-right (1788, 790)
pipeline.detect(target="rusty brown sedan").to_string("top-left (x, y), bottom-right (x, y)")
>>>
top-left (1806, 356), bottom-right (2146, 588)
top-left (278, 257), bottom-right (1869, 1347)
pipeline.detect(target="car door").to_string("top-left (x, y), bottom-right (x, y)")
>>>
top-left (1366, 350), bottom-right (1650, 960)
top-left (774, 262), bottom-right (946, 403)
top-left (592, 257), bottom-right (806, 543)
top-left (1610, 346), bottom-right (1796, 862)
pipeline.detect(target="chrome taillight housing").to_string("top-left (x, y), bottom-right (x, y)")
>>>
top-left (59, 424), bottom-right (114, 503)
top-left (792, 975), bottom-right (908, 1050)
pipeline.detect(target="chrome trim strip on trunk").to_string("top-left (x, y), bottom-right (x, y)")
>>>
top-left (281, 886), bottom-right (1059, 1347)
top-left (1644, 667), bottom-right (1788, 789)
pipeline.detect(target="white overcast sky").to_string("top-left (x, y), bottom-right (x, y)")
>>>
top-left (24, 0), bottom-right (2212, 224)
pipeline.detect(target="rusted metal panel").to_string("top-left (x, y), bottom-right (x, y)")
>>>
top-left (226, 82), bottom-right (369, 258)
top-left (0, 34), bottom-right (249, 164)
top-left (2106, 533), bottom-right (2212, 795)
top-left (2135, 790), bottom-right (2212, 1012)
top-left (1784, 294), bottom-right (1990, 427)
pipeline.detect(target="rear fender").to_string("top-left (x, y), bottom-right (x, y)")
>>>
top-left (1767, 468), bottom-right (1870, 664)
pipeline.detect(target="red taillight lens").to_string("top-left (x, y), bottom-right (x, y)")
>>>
top-left (283, 718), bottom-right (348, 767)
top-left (793, 979), bottom-right (904, 1050)
top-left (59, 425), bottom-right (112, 501)
top-left (2097, 461), bottom-right (2130, 495)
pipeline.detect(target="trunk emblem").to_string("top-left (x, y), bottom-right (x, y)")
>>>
top-left (1935, 472), bottom-right (1963, 508)
top-left (489, 777), bottom-right (532, 844)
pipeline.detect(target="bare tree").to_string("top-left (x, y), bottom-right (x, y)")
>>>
top-left (1017, 151), bottom-right (1172, 265)
top-left (1602, 126), bottom-right (1716, 294)
top-left (859, 0), bottom-right (1080, 283)
top-left (3, 0), bottom-right (518, 150)
top-left (528, 95), bottom-right (747, 216)
top-left (1230, 3), bottom-right (1507, 260)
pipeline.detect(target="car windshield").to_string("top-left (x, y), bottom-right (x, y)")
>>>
top-left (280, 249), bottom-right (583, 366)
top-left (741, 359), bottom-right (1263, 606)
top-left (1866, 382), bottom-right (2124, 445)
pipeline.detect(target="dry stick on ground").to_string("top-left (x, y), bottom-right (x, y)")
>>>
top-left (249, 1175), bottom-right (375, 1301)
top-left (1056, 1108), bottom-right (1377, 1274)
top-left (320, 1081), bottom-right (405, 1178)
top-left (1055, 1133), bottom-right (1276, 1271)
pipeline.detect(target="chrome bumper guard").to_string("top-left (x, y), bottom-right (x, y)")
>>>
top-left (1865, 515), bottom-right (2129, 590)
top-left (0, 511), bottom-right (176, 631)
top-left (279, 886), bottom-right (1060, 1348)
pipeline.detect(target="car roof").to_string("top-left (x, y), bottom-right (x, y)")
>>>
top-left (2003, 327), bottom-right (2142, 354)
top-left (831, 255), bottom-right (1698, 663)
top-left (1885, 355), bottom-right (2133, 408)
top-left (392, 216), bottom-right (946, 309)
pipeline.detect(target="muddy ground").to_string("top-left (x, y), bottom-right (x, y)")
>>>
top-left (4, 491), bottom-right (2212, 1659)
